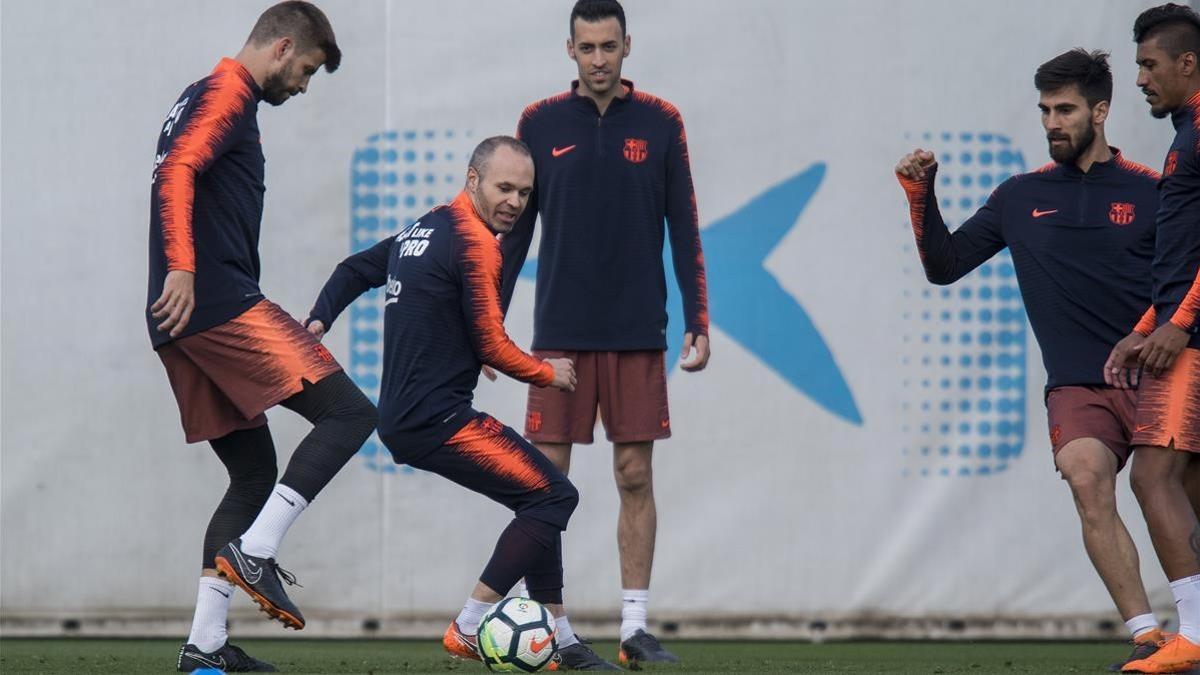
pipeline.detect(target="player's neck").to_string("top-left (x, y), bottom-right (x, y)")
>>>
top-left (578, 81), bottom-right (628, 116)
top-left (1075, 135), bottom-right (1112, 174)
top-left (233, 46), bottom-right (271, 91)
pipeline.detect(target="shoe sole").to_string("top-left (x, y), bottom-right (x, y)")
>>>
top-left (214, 555), bottom-right (305, 630)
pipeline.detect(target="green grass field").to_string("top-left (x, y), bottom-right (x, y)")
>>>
top-left (0, 638), bottom-right (1141, 674)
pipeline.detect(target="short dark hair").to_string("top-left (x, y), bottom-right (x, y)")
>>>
top-left (1034, 49), bottom-right (1113, 107)
top-left (247, 1), bottom-right (341, 73)
top-left (468, 136), bottom-right (533, 177)
top-left (570, 0), bottom-right (626, 38)
top-left (1133, 3), bottom-right (1200, 59)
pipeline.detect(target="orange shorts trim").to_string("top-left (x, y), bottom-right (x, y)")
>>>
top-left (1131, 347), bottom-right (1200, 452)
top-left (157, 299), bottom-right (342, 443)
top-left (525, 350), bottom-right (669, 445)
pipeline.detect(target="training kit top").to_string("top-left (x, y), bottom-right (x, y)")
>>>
top-left (500, 80), bottom-right (709, 352)
top-left (308, 191), bottom-right (554, 461)
top-left (897, 149), bottom-right (1159, 392)
top-left (147, 58), bottom-right (266, 348)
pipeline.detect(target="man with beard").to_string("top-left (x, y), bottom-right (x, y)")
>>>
top-left (500, 1), bottom-right (708, 665)
top-left (896, 49), bottom-right (1167, 672)
top-left (1105, 4), bottom-right (1200, 673)
top-left (305, 137), bottom-right (616, 671)
top-left (148, 3), bottom-right (377, 671)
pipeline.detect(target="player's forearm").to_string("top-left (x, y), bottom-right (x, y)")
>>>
top-left (1134, 306), bottom-right (1158, 336)
top-left (896, 172), bottom-right (966, 285)
top-left (308, 263), bottom-right (376, 328)
top-left (1168, 268), bottom-right (1200, 331)
top-left (499, 211), bottom-right (535, 315)
top-left (471, 327), bottom-right (554, 386)
top-left (156, 164), bottom-right (198, 273)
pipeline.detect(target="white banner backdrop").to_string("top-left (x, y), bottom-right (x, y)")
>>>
top-left (0, 0), bottom-right (1183, 636)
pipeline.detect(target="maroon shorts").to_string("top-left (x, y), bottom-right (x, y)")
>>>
top-left (157, 299), bottom-right (343, 443)
top-left (525, 350), bottom-right (669, 445)
top-left (1045, 385), bottom-right (1139, 470)
top-left (1131, 347), bottom-right (1200, 452)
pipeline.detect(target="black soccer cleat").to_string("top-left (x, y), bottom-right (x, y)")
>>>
top-left (547, 636), bottom-right (622, 671)
top-left (1109, 638), bottom-right (1162, 672)
top-left (177, 641), bottom-right (277, 672)
top-left (214, 538), bottom-right (305, 630)
top-left (618, 630), bottom-right (679, 667)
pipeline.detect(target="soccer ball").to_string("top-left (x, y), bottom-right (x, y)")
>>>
top-left (476, 597), bottom-right (557, 672)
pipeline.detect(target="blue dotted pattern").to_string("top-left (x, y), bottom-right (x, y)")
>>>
top-left (900, 131), bottom-right (1028, 478)
top-left (348, 129), bottom-right (473, 473)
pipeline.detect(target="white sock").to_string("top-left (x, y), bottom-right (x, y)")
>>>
top-left (555, 615), bottom-right (579, 647)
top-left (187, 577), bottom-right (234, 653)
top-left (1125, 613), bottom-right (1160, 640)
top-left (456, 597), bottom-right (492, 635)
top-left (239, 485), bottom-right (308, 559)
top-left (1170, 573), bottom-right (1200, 644)
top-left (512, 579), bottom-right (529, 598)
top-left (620, 589), bottom-right (649, 643)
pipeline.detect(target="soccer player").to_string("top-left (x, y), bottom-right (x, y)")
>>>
top-left (147, 3), bottom-right (377, 671)
top-left (306, 137), bottom-right (617, 671)
top-left (1104, 5), bottom-right (1200, 672)
top-left (499, 1), bottom-right (709, 664)
top-left (896, 50), bottom-right (1169, 671)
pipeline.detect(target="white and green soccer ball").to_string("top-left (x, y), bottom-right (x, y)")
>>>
top-left (476, 597), bottom-right (557, 672)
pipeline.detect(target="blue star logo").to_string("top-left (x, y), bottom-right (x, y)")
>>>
top-left (518, 162), bottom-right (862, 425)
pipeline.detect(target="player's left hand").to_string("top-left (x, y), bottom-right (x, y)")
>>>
top-left (151, 269), bottom-right (196, 338)
top-left (1104, 331), bottom-right (1145, 389)
top-left (1135, 322), bottom-right (1190, 376)
top-left (680, 333), bottom-right (710, 372)
top-left (481, 365), bottom-right (498, 381)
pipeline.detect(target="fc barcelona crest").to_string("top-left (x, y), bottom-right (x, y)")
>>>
top-left (623, 138), bottom-right (648, 163)
top-left (1109, 202), bottom-right (1135, 226)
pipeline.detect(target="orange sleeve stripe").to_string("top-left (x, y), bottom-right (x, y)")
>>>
top-left (156, 69), bottom-right (253, 273)
top-left (1135, 306), bottom-right (1157, 336)
top-left (450, 193), bottom-right (554, 386)
top-left (1171, 270), bottom-right (1200, 331)
top-left (896, 173), bottom-right (931, 265)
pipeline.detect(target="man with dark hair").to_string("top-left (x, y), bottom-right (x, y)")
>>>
top-left (148, 2), bottom-right (375, 672)
top-left (500, 0), bottom-right (708, 666)
top-left (897, 49), bottom-right (1169, 672)
top-left (306, 138), bottom-right (616, 671)
top-left (1104, 4), bottom-right (1200, 672)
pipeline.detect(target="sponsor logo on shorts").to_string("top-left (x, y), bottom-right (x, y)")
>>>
top-left (1135, 423), bottom-right (1156, 433)
top-left (1049, 425), bottom-right (1062, 447)
top-left (527, 411), bottom-right (542, 433)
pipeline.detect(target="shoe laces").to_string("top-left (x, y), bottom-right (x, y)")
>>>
top-left (269, 560), bottom-right (302, 588)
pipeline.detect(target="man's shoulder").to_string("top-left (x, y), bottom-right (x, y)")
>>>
top-left (629, 89), bottom-right (685, 126)
top-left (519, 90), bottom-right (574, 129)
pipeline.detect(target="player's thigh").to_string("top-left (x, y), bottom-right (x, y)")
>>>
top-left (414, 413), bottom-right (576, 526)
top-left (158, 341), bottom-right (267, 443)
top-left (597, 350), bottom-right (670, 444)
top-left (526, 350), bottom-right (599, 444)
top-left (175, 299), bottom-right (343, 420)
top-left (1131, 347), bottom-right (1200, 453)
top-left (1047, 386), bottom-right (1134, 473)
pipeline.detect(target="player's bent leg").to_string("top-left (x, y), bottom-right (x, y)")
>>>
top-left (1055, 439), bottom-right (1154, 621)
top-left (1129, 445), bottom-right (1200, 581)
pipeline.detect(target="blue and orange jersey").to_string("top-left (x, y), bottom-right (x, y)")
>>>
top-left (897, 149), bottom-right (1159, 391)
top-left (308, 191), bottom-right (554, 460)
top-left (1148, 90), bottom-right (1200, 346)
top-left (147, 58), bottom-right (265, 348)
top-left (500, 80), bottom-right (709, 351)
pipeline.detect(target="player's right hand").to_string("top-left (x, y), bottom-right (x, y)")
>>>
top-left (545, 357), bottom-right (577, 392)
top-left (307, 319), bottom-right (327, 340)
top-left (151, 270), bottom-right (196, 338)
top-left (1104, 331), bottom-right (1145, 389)
top-left (895, 148), bottom-right (937, 181)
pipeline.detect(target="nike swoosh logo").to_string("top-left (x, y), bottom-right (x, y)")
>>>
top-left (530, 632), bottom-right (555, 654)
top-left (551, 145), bottom-right (576, 158)
top-left (1135, 424), bottom-right (1155, 433)
top-left (211, 587), bottom-right (231, 598)
top-left (277, 491), bottom-right (296, 507)
top-left (230, 545), bottom-right (264, 585)
top-left (185, 652), bottom-right (226, 669)
top-left (1031, 208), bottom-right (1058, 218)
